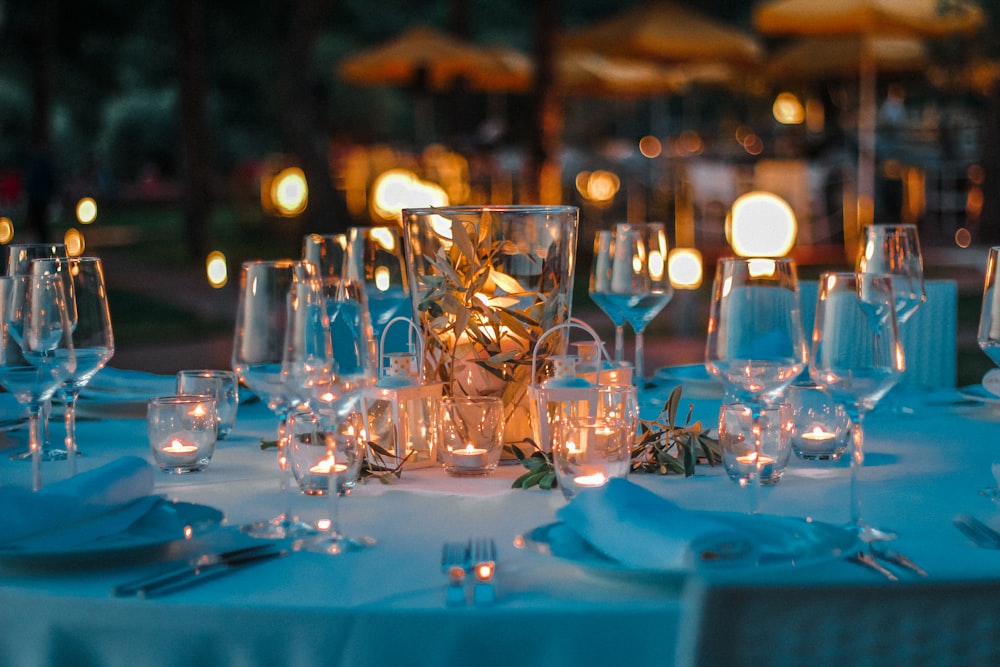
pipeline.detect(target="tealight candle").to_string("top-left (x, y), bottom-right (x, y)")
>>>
top-left (309, 455), bottom-right (348, 475)
top-left (719, 402), bottom-right (792, 486)
top-left (451, 444), bottom-right (488, 469)
top-left (161, 437), bottom-right (198, 455)
top-left (552, 417), bottom-right (630, 500)
top-left (147, 395), bottom-right (218, 474)
top-left (438, 397), bottom-right (504, 477)
top-left (573, 472), bottom-right (609, 487)
top-left (787, 382), bottom-right (851, 461)
top-left (800, 427), bottom-right (836, 442)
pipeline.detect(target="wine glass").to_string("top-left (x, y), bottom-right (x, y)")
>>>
top-left (856, 223), bottom-right (926, 325)
top-left (589, 223), bottom-right (674, 383)
top-left (705, 257), bottom-right (807, 513)
top-left (0, 273), bottom-right (76, 491)
top-left (810, 271), bottom-right (904, 540)
top-left (345, 226), bottom-right (412, 365)
top-left (978, 247), bottom-right (1000, 369)
top-left (33, 257), bottom-right (114, 476)
top-left (291, 395), bottom-right (375, 555)
top-left (232, 259), bottom-right (315, 538)
top-left (6, 243), bottom-right (67, 276)
top-left (589, 230), bottom-right (626, 363)
top-left (6, 243), bottom-right (68, 462)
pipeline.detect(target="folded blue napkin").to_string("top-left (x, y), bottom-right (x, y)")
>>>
top-left (555, 478), bottom-right (753, 571)
top-left (0, 456), bottom-right (159, 550)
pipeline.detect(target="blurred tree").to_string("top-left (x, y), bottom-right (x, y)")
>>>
top-left (523, 0), bottom-right (561, 204)
top-left (278, 0), bottom-right (349, 234)
top-left (25, 0), bottom-right (57, 242)
top-left (178, 0), bottom-right (211, 262)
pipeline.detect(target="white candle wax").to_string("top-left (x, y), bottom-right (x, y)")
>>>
top-left (162, 437), bottom-right (198, 455)
top-left (451, 444), bottom-right (488, 468)
top-left (574, 471), bottom-right (609, 487)
top-left (735, 453), bottom-right (775, 476)
top-left (800, 426), bottom-right (836, 442)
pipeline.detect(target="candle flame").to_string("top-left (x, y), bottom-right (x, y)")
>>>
top-left (574, 472), bottom-right (609, 487)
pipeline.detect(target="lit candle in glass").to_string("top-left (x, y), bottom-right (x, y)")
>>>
top-left (800, 426), bottom-right (836, 442)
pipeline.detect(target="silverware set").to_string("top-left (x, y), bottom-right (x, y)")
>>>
top-left (847, 543), bottom-right (928, 581)
top-left (954, 513), bottom-right (1000, 550)
top-left (113, 542), bottom-right (288, 598)
top-left (440, 538), bottom-right (497, 606)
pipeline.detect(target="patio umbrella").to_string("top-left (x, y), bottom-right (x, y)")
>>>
top-left (560, 1), bottom-right (763, 66)
top-left (766, 35), bottom-right (929, 81)
top-left (754, 0), bottom-right (986, 229)
top-left (338, 25), bottom-right (522, 92)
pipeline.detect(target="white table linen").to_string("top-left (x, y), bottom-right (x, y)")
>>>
top-left (1, 377), bottom-right (999, 666)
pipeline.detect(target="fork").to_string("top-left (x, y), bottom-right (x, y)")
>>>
top-left (954, 513), bottom-right (1000, 549)
top-left (471, 537), bottom-right (497, 606)
top-left (441, 541), bottom-right (469, 606)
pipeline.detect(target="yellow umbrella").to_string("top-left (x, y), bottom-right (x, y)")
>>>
top-left (338, 25), bottom-right (522, 92)
top-left (561, 1), bottom-right (763, 66)
top-left (767, 35), bottom-right (929, 80)
top-left (754, 0), bottom-right (986, 230)
top-left (755, 0), bottom-right (985, 37)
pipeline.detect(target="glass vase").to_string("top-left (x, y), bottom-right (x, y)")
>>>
top-left (402, 205), bottom-right (579, 454)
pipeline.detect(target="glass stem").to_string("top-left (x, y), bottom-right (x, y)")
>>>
top-left (748, 407), bottom-right (762, 515)
top-left (277, 412), bottom-right (291, 528)
top-left (64, 391), bottom-right (79, 476)
top-left (28, 404), bottom-right (43, 492)
top-left (849, 414), bottom-right (865, 529)
top-left (614, 325), bottom-right (625, 362)
top-left (634, 329), bottom-right (646, 385)
top-left (327, 482), bottom-right (343, 543)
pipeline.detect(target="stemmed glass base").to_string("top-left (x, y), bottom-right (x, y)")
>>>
top-left (295, 531), bottom-right (376, 555)
top-left (241, 514), bottom-right (318, 540)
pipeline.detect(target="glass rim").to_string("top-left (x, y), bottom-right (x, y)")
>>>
top-left (148, 394), bottom-right (217, 405)
top-left (401, 204), bottom-right (578, 216)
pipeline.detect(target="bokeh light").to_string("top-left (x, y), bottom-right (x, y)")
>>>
top-left (772, 92), bottom-right (804, 125)
top-left (64, 228), bottom-right (85, 256)
top-left (638, 135), bottom-right (662, 159)
top-left (371, 169), bottom-right (448, 223)
top-left (76, 197), bottom-right (98, 224)
top-left (206, 251), bottom-right (228, 288)
top-left (668, 248), bottom-right (702, 289)
top-left (575, 170), bottom-right (620, 206)
top-left (726, 191), bottom-right (797, 257)
top-left (269, 167), bottom-right (308, 216)
top-left (0, 218), bottom-right (13, 244)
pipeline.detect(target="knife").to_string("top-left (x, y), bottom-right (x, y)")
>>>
top-left (112, 543), bottom-right (285, 598)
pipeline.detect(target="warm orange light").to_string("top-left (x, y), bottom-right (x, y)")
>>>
top-left (206, 251), bottom-right (228, 288)
top-left (64, 228), bottom-right (85, 256)
top-left (772, 92), bottom-right (804, 125)
top-left (0, 218), bottom-right (13, 244)
top-left (638, 135), bottom-right (662, 158)
top-left (270, 167), bottom-right (308, 216)
top-left (371, 169), bottom-right (448, 222)
top-left (76, 197), bottom-right (97, 224)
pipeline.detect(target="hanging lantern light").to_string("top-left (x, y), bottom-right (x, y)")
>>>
top-left (362, 318), bottom-right (442, 469)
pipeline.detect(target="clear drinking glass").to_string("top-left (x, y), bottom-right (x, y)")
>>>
top-left (810, 271), bottom-right (904, 540)
top-left (291, 399), bottom-right (375, 555)
top-left (33, 257), bottom-right (114, 475)
top-left (589, 223), bottom-right (674, 383)
top-left (978, 247), bottom-right (1000, 371)
top-left (857, 223), bottom-right (926, 324)
top-left (176, 370), bottom-right (239, 439)
top-left (345, 226), bottom-right (412, 362)
top-left (0, 274), bottom-right (76, 491)
top-left (705, 257), bottom-right (807, 513)
top-left (232, 259), bottom-right (315, 538)
top-left (6, 243), bottom-right (68, 463)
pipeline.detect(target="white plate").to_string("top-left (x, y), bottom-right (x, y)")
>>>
top-left (0, 500), bottom-right (224, 569)
top-left (958, 384), bottom-right (1000, 405)
top-left (651, 364), bottom-right (721, 399)
top-left (518, 513), bottom-right (858, 580)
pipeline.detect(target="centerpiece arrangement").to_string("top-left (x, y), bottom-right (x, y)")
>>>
top-left (401, 206), bottom-right (579, 452)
